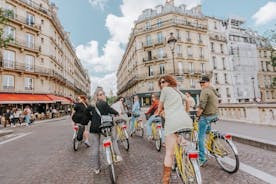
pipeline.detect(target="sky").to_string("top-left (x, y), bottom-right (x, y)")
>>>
top-left (50, 0), bottom-right (276, 96)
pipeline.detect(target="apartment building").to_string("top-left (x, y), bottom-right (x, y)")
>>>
top-left (0, 0), bottom-right (90, 108)
top-left (207, 17), bottom-right (233, 103)
top-left (256, 37), bottom-right (275, 102)
top-left (117, 1), bottom-right (210, 106)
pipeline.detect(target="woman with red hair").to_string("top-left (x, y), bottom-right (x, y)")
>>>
top-left (156, 75), bottom-right (192, 184)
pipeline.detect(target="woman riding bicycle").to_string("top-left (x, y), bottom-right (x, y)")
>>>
top-left (111, 96), bottom-right (129, 123)
top-left (156, 75), bottom-right (192, 184)
top-left (89, 87), bottom-right (122, 174)
top-left (130, 95), bottom-right (140, 136)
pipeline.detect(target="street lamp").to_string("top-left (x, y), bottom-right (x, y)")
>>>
top-left (167, 32), bottom-right (177, 74)
top-left (251, 77), bottom-right (256, 102)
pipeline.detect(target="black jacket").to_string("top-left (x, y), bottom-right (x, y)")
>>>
top-left (89, 100), bottom-right (118, 133)
top-left (72, 103), bottom-right (90, 125)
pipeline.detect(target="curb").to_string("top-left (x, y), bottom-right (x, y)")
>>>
top-left (34, 115), bottom-right (70, 125)
top-left (0, 130), bottom-right (13, 137)
top-left (231, 133), bottom-right (276, 152)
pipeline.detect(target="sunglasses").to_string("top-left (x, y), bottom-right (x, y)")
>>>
top-left (98, 93), bottom-right (105, 96)
top-left (160, 80), bottom-right (166, 84)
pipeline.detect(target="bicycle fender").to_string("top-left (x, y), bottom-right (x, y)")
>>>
top-left (227, 140), bottom-right (239, 155)
top-left (105, 147), bottom-right (113, 164)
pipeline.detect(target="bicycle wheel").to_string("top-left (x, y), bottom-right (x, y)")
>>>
top-left (212, 136), bottom-right (239, 173)
top-left (73, 137), bottom-right (79, 151)
top-left (120, 129), bottom-right (129, 151)
top-left (181, 153), bottom-right (202, 184)
top-left (136, 121), bottom-right (144, 137)
top-left (154, 131), bottom-right (162, 152)
top-left (108, 164), bottom-right (116, 184)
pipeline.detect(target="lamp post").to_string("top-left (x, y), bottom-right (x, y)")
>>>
top-left (251, 77), bottom-right (256, 102)
top-left (167, 32), bottom-right (177, 74)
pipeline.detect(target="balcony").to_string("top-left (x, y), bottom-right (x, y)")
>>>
top-left (176, 53), bottom-right (183, 58)
top-left (25, 87), bottom-right (33, 91)
top-left (187, 54), bottom-right (193, 59)
top-left (8, 0), bottom-right (50, 15)
top-left (5, 12), bottom-right (41, 33)
top-left (8, 38), bottom-right (40, 54)
top-left (2, 86), bottom-right (15, 92)
top-left (143, 42), bottom-right (153, 49)
top-left (154, 38), bottom-right (166, 46)
top-left (209, 35), bottom-right (227, 42)
top-left (143, 55), bottom-right (167, 64)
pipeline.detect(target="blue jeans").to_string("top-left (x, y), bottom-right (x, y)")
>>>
top-left (146, 115), bottom-right (161, 136)
top-left (130, 116), bottom-right (137, 133)
top-left (198, 114), bottom-right (218, 162)
top-left (25, 115), bottom-right (30, 125)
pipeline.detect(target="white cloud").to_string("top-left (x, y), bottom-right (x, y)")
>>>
top-left (89, 0), bottom-right (109, 10)
top-left (78, 0), bottom-right (201, 96)
top-left (253, 1), bottom-right (276, 25)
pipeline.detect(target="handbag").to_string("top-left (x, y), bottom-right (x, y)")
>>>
top-left (95, 107), bottom-right (113, 123)
top-left (173, 88), bottom-right (189, 112)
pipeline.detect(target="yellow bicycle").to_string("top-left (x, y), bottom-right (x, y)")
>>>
top-left (151, 119), bottom-right (162, 152)
top-left (115, 119), bottom-right (129, 151)
top-left (192, 117), bottom-right (239, 173)
top-left (131, 118), bottom-right (144, 137)
top-left (173, 128), bottom-right (202, 184)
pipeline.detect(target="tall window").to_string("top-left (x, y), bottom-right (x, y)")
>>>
top-left (176, 29), bottom-right (181, 39)
top-left (189, 62), bottom-right (194, 73)
top-left (176, 45), bottom-right (182, 55)
top-left (157, 48), bottom-right (164, 58)
top-left (25, 55), bottom-right (34, 71)
top-left (224, 73), bottom-right (228, 83)
top-left (148, 66), bottom-right (154, 76)
top-left (157, 32), bottom-right (163, 43)
top-left (214, 73), bottom-right (218, 83)
top-left (26, 13), bottom-right (35, 26)
top-left (190, 78), bottom-right (195, 88)
top-left (201, 63), bottom-right (205, 73)
top-left (3, 26), bottom-right (15, 40)
top-left (187, 46), bottom-right (192, 57)
top-left (212, 56), bottom-right (217, 69)
top-left (157, 19), bottom-right (162, 28)
top-left (159, 64), bottom-right (165, 74)
top-left (211, 42), bottom-right (214, 52)
top-left (26, 33), bottom-right (34, 48)
top-left (198, 33), bottom-right (202, 43)
top-left (178, 62), bottom-right (183, 74)
top-left (2, 75), bottom-right (14, 89)
top-left (3, 50), bottom-right (15, 68)
top-left (226, 88), bottom-right (230, 97)
top-left (145, 22), bottom-right (151, 30)
top-left (220, 44), bottom-right (224, 53)
top-left (24, 77), bottom-right (33, 90)
top-left (186, 31), bottom-right (191, 41)
top-left (222, 57), bottom-right (226, 69)
top-left (146, 35), bottom-right (152, 46)
top-left (199, 47), bottom-right (203, 58)
top-left (214, 21), bottom-right (217, 29)
top-left (148, 82), bottom-right (154, 91)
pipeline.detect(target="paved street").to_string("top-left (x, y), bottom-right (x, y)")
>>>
top-left (0, 117), bottom-right (275, 184)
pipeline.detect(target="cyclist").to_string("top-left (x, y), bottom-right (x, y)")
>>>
top-left (145, 93), bottom-right (162, 140)
top-left (130, 95), bottom-right (140, 136)
top-left (89, 88), bottom-right (122, 174)
top-left (71, 95), bottom-right (91, 147)
top-left (156, 75), bottom-right (192, 184)
top-left (111, 96), bottom-right (129, 123)
top-left (196, 76), bottom-right (219, 167)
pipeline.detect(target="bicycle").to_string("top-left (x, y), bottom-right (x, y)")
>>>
top-left (148, 116), bottom-right (163, 152)
top-left (100, 121), bottom-right (118, 184)
top-left (172, 128), bottom-right (202, 184)
top-left (72, 124), bottom-right (85, 151)
top-left (192, 117), bottom-right (239, 173)
top-left (115, 119), bottom-right (130, 151)
top-left (130, 116), bottom-right (144, 137)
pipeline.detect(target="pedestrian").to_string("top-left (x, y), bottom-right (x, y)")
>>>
top-left (196, 76), bottom-right (219, 166)
top-left (4, 109), bottom-right (11, 127)
top-left (130, 95), bottom-right (140, 136)
top-left (156, 75), bottom-right (192, 184)
top-left (23, 106), bottom-right (32, 126)
top-left (89, 87), bottom-right (121, 174)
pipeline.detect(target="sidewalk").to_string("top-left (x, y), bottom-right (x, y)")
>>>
top-left (213, 120), bottom-right (276, 151)
top-left (0, 115), bottom-right (70, 137)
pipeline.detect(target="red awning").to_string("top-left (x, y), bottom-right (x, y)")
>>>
top-left (47, 95), bottom-right (72, 104)
top-left (0, 94), bottom-right (53, 104)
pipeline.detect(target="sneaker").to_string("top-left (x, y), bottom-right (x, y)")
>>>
top-left (84, 141), bottom-right (91, 147)
top-left (115, 155), bottom-right (123, 162)
top-left (94, 169), bottom-right (101, 174)
top-left (199, 159), bottom-right (207, 167)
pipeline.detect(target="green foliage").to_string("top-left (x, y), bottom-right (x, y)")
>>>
top-left (0, 8), bottom-right (14, 48)
top-left (107, 96), bottom-right (117, 105)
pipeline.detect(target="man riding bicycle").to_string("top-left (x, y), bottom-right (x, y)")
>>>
top-left (196, 76), bottom-right (219, 167)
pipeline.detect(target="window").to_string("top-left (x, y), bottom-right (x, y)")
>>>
top-left (24, 78), bottom-right (33, 90)
top-left (26, 0), bottom-right (33, 6)
top-left (187, 46), bottom-right (192, 57)
top-left (148, 66), bottom-right (154, 76)
top-left (224, 73), bottom-right (228, 83)
top-left (2, 75), bottom-right (14, 89)
top-left (147, 50), bottom-right (152, 60)
top-left (145, 22), bottom-right (151, 30)
top-left (211, 42), bottom-right (214, 52)
top-left (157, 32), bottom-right (163, 43)
top-left (3, 26), bottom-right (15, 40)
top-left (214, 73), bottom-right (218, 83)
top-left (25, 55), bottom-right (34, 71)
top-left (212, 56), bottom-right (217, 69)
top-left (226, 88), bottom-right (230, 97)
top-left (178, 62), bottom-right (183, 74)
top-left (176, 45), bottom-right (182, 56)
top-left (198, 33), bottom-right (202, 43)
top-left (266, 62), bottom-right (270, 71)
top-left (146, 35), bottom-right (152, 46)
top-left (189, 62), bottom-right (194, 73)
top-left (199, 47), bottom-right (203, 58)
top-left (201, 63), bottom-right (205, 73)
top-left (148, 82), bottom-right (154, 91)
top-left (26, 13), bottom-right (35, 26)
top-left (160, 64), bottom-right (165, 74)
top-left (26, 33), bottom-right (34, 48)
top-left (176, 29), bottom-right (181, 40)
top-left (220, 44), bottom-right (224, 53)
top-left (157, 19), bottom-right (162, 28)
top-left (264, 51), bottom-right (267, 58)
top-left (190, 78), bottom-right (195, 88)
top-left (157, 48), bottom-right (163, 59)
top-left (3, 50), bottom-right (15, 68)
top-left (222, 58), bottom-right (226, 70)
top-left (186, 31), bottom-right (191, 41)
top-left (214, 21), bottom-right (217, 29)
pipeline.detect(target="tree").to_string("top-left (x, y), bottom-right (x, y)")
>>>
top-left (0, 8), bottom-right (14, 48)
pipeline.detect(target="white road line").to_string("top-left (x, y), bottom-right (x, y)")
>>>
top-left (0, 132), bottom-right (32, 145)
top-left (222, 157), bottom-right (276, 184)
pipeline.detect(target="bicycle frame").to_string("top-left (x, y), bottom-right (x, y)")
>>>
top-left (151, 123), bottom-right (162, 139)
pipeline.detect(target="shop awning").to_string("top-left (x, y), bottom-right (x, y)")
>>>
top-left (0, 94), bottom-right (53, 104)
top-left (47, 95), bottom-right (72, 104)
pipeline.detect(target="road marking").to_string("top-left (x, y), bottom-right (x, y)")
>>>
top-left (0, 132), bottom-right (32, 145)
top-left (222, 157), bottom-right (276, 184)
